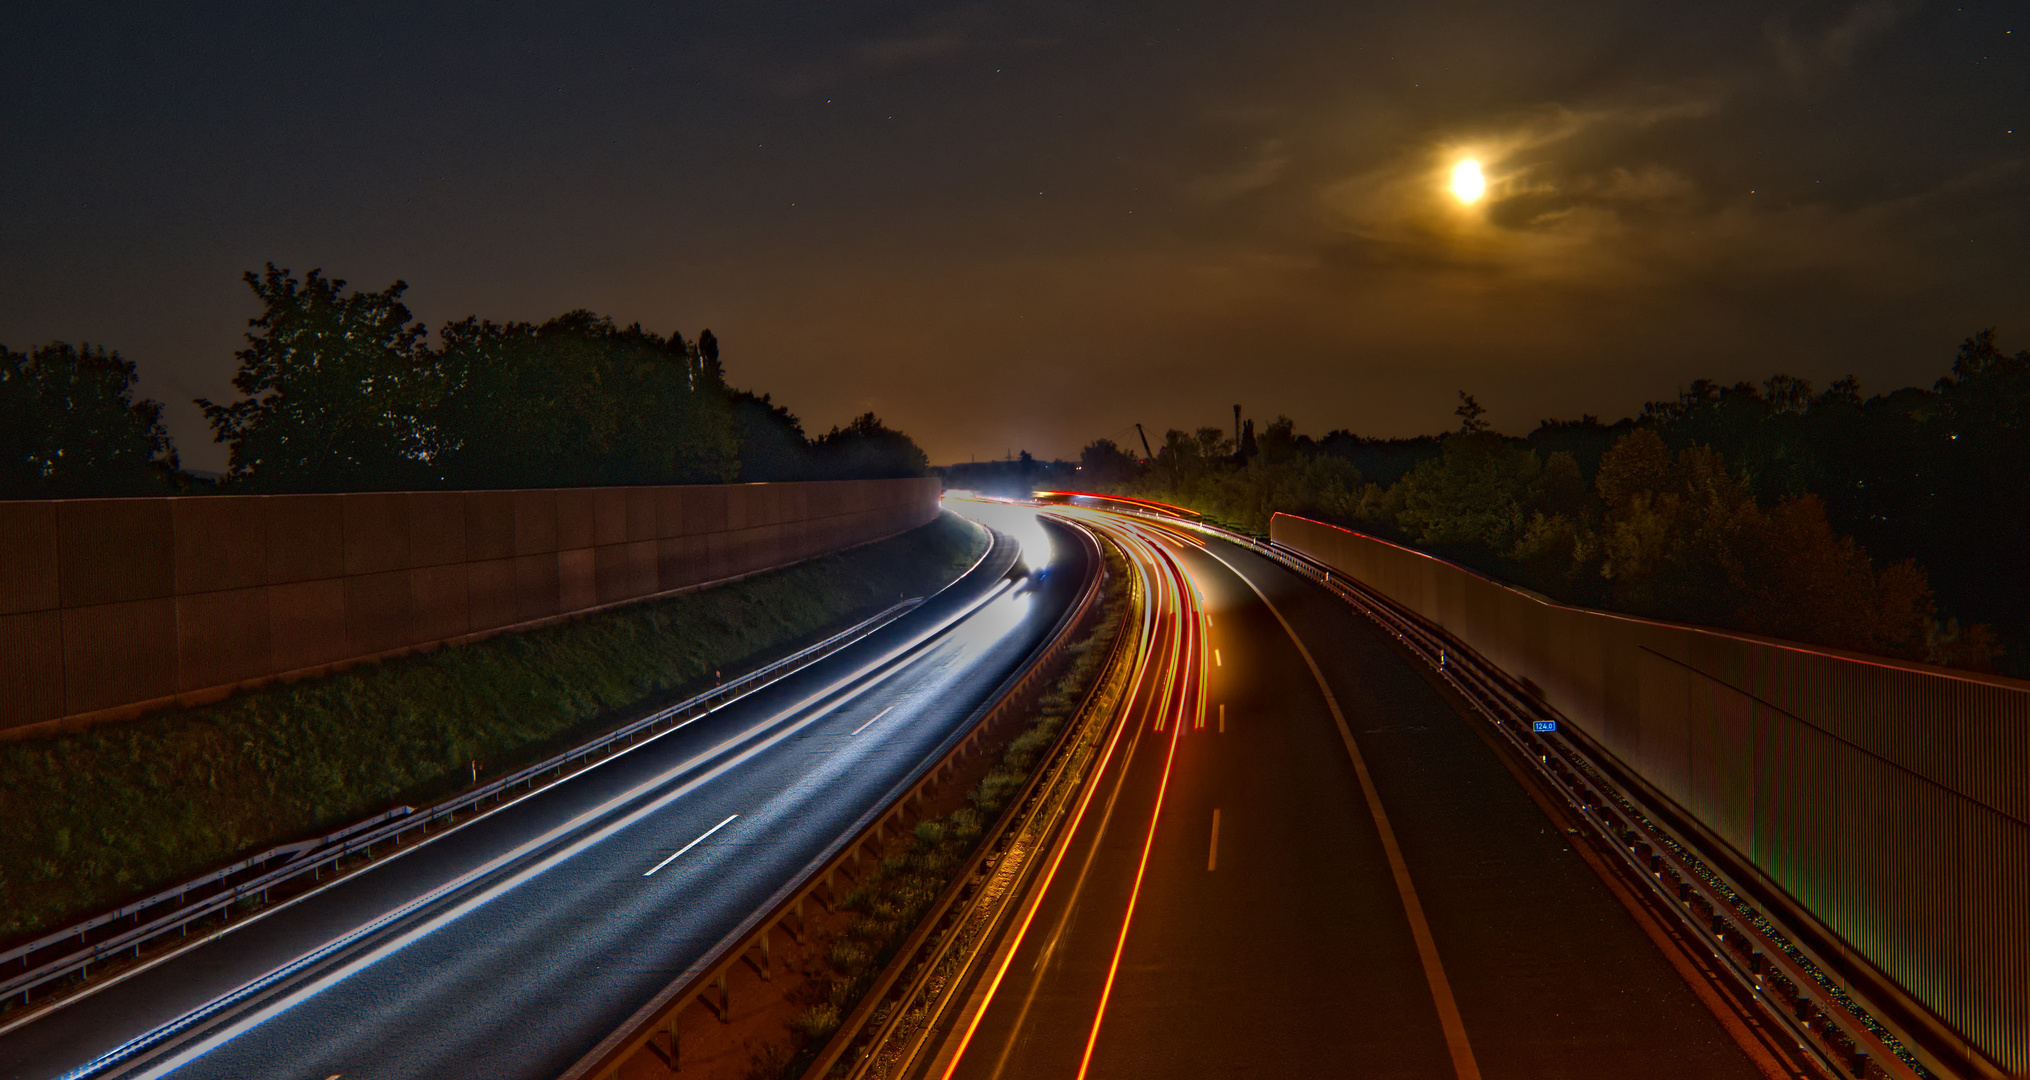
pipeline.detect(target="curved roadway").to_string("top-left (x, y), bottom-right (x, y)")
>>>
top-left (1, 512), bottom-right (1090, 1080)
top-left (934, 511), bottom-right (1777, 1080)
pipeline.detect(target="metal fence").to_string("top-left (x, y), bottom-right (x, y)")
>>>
top-left (1271, 513), bottom-right (2030, 1080)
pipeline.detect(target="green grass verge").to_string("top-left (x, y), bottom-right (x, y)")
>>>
top-left (0, 513), bottom-right (987, 941)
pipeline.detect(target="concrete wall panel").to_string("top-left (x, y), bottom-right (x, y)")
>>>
top-left (625, 487), bottom-right (657, 542)
top-left (0, 610), bottom-right (64, 728)
top-left (464, 491), bottom-right (516, 561)
top-left (593, 489), bottom-right (628, 546)
top-left (269, 579), bottom-right (348, 672)
top-left (724, 484), bottom-right (750, 531)
top-left (5, 477), bottom-right (940, 732)
top-left (265, 496), bottom-right (344, 584)
top-left (557, 547), bottom-right (596, 612)
top-left (513, 490), bottom-right (557, 555)
top-left (594, 544), bottom-right (632, 604)
top-left (466, 557), bottom-right (517, 632)
top-left (59, 499), bottom-right (173, 606)
top-left (680, 533), bottom-right (710, 587)
top-left (624, 540), bottom-right (657, 597)
top-left (654, 487), bottom-right (685, 539)
top-left (176, 587), bottom-right (272, 692)
top-left (1636, 649), bottom-right (1691, 801)
top-left (406, 492), bottom-right (467, 568)
top-left (690, 486), bottom-right (727, 534)
top-left (63, 597), bottom-right (177, 713)
top-left (655, 536), bottom-right (687, 591)
top-left (718, 529), bottom-right (751, 575)
top-left (172, 497), bottom-right (266, 594)
top-left (1688, 670), bottom-right (1758, 853)
top-left (514, 553), bottom-right (561, 620)
top-left (0, 501), bottom-right (58, 615)
top-left (409, 564), bottom-right (469, 645)
top-left (341, 493), bottom-right (409, 576)
top-left (701, 531), bottom-right (731, 582)
top-left (343, 569), bottom-right (412, 656)
top-left (750, 484), bottom-right (782, 527)
top-left (555, 489), bottom-right (594, 551)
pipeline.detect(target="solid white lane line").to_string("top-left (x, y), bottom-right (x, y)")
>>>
top-left (643, 815), bottom-right (739, 877)
top-left (1198, 542), bottom-right (1483, 1080)
top-left (1208, 809), bottom-right (1221, 872)
top-left (851, 705), bottom-right (896, 736)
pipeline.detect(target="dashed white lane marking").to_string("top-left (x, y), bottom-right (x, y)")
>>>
top-left (1198, 542), bottom-right (1483, 1080)
top-left (1208, 809), bottom-right (1221, 872)
top-left (851, 705), bottom-right (897, 736)
top-left (644, 814), bottom-right (740, 877)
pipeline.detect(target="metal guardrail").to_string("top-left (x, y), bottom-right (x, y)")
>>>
top-left (0, 594), bottom-right (928, 1013)
top-left (1231, 530), bottom-right (1928, 1080)
top-left (0, 804), bottom-right (414, 975)
top-left (559, 522), bottom-right (1111, 1080)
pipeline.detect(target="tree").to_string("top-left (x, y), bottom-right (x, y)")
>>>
top-left (729, 391), bottom-right (810, 482)
top-left (1, 342), bottom-right (177, 498)
top-left (810, 413), bottom-right (929, 479)
top-left (1077, 439), bottom-right (1139, 486)
top-left (1594, 431), bottom-right (1755, 622)
top-left (1393, 432), bottom-right (1541, 550)
top-left (1732, 494), bottom-right (1935, 658)
top-left (1454, 391), bottom-right (1490, 434)
top-left (428, 312), bottom-right (737, 487)
top-left (1255, 415), bottom-right (1308, 464)
top-left (198, 265), bottom-right (433, 491)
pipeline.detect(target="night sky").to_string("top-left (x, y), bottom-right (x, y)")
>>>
top-left (2, 2), bottom-right (2024, 470)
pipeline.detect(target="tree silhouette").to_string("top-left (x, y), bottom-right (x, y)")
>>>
top-left (1455, 391), bottom-right (1490, 434)
top-left (1, 342), bottom-right (177, 498)
top-left (198, 265), bottom-right (432, 491)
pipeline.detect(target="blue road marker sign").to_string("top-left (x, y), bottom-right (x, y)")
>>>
top-left (1532, 720), bottom-right (1558, 733)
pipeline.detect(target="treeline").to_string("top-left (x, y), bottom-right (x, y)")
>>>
top-left (1076, 329), bottom-right (2030, 675)
top-left (1, 265), bottom-right (927, 498)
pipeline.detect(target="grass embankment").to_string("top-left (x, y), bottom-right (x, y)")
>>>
top-left (0, 514), bottom-right (987, 941)
top-left (744, 548), bottom-right (1128, 1080)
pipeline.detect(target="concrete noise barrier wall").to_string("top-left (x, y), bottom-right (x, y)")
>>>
top-left (1273, 512), bottom-right (2030, 1079)
top-left (0, 478), bottom-right (941, 739)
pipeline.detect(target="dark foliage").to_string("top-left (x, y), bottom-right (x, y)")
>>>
top-left (808, 412), bottom-right (931, 480)
top-left (1, 342), bottom-right (178, 498)
top-left (1062, 330), bottom-right (2028, 673)
top-left (198, 266), bottom-right (435, 491)
top-left (8, 264), bottom-right (930, 497)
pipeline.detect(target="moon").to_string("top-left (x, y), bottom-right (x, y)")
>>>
top-left (1449, 159), bottom-right (1486, 204)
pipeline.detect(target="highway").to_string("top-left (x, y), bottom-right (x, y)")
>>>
top-left (930, 508), bottom-right (1778, 1080)
top-left (0, 511), bottom-right (1091, 1080)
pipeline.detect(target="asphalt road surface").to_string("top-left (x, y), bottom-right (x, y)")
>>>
top-left (2, 514), bottom-right (1088, 1080)
top-left (941, 524), bottom-right (1768, 1080)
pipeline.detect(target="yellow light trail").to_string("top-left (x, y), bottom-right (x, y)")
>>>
top-left (939, 505), bottom-right (1212, 1080)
